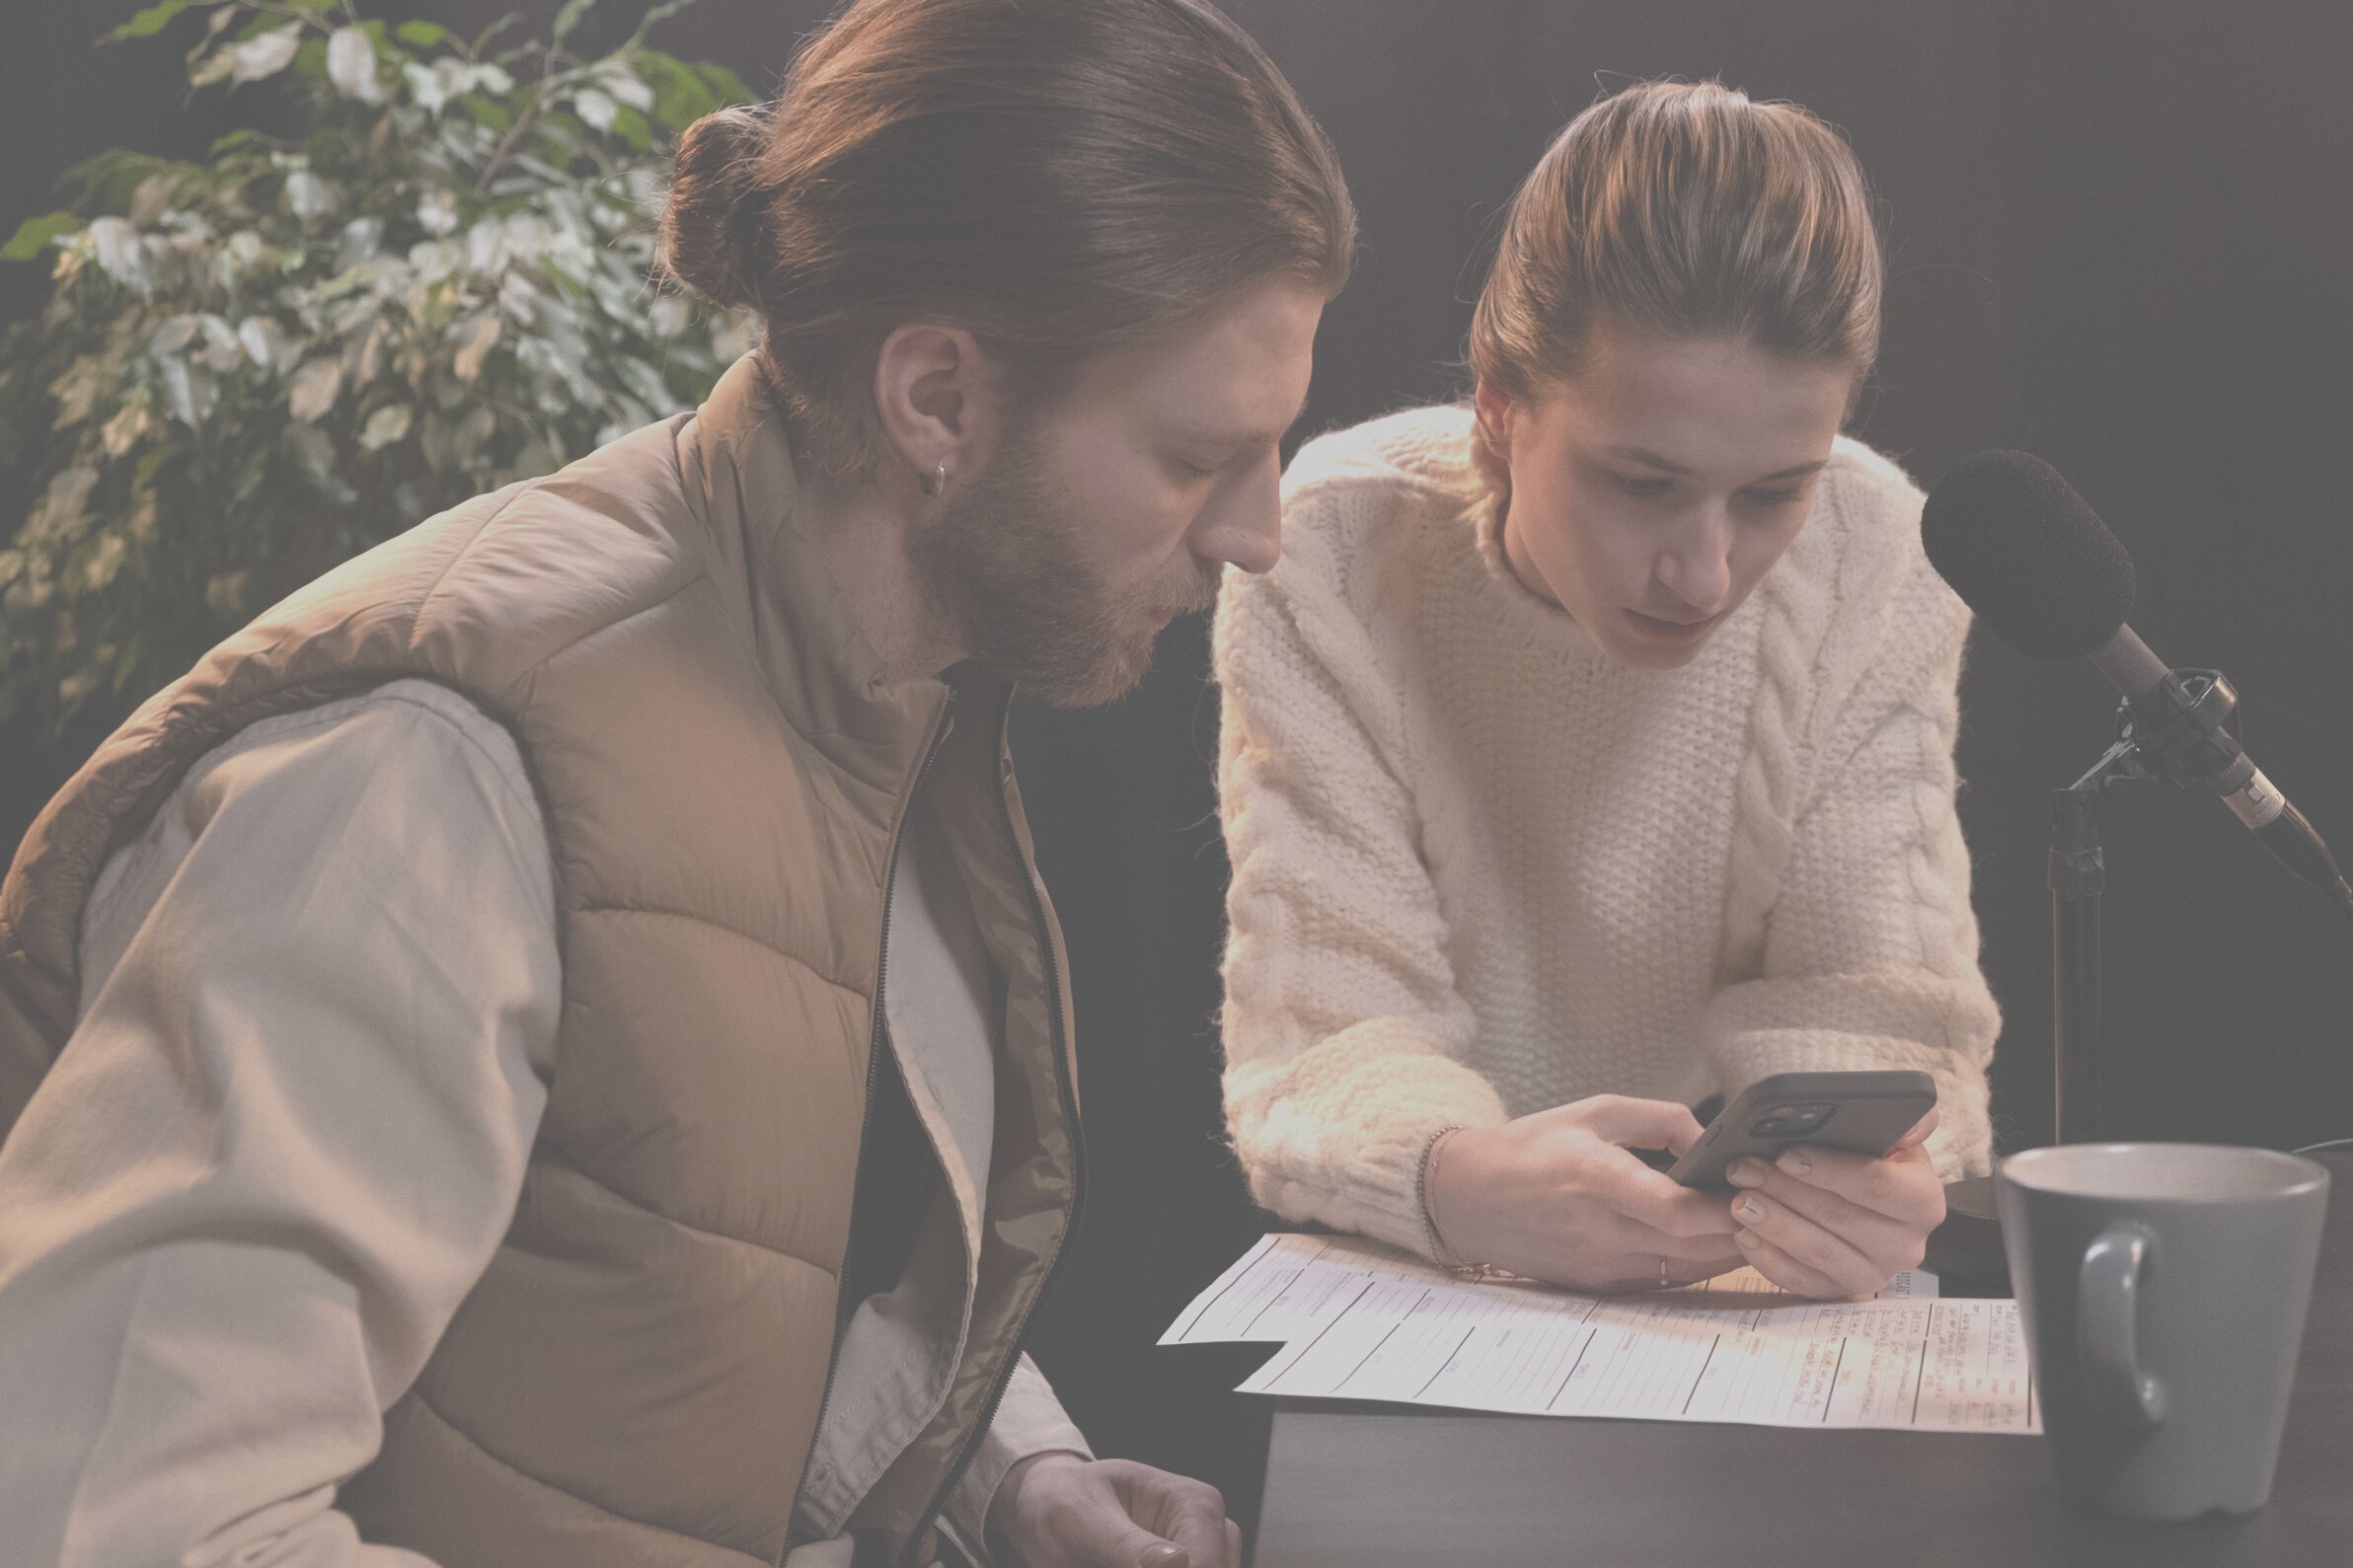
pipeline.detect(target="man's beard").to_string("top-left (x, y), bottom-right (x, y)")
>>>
top-left (909, 428), bottom-right (1223, 709)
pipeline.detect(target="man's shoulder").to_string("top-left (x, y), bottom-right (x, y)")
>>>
top-left (390, 417), bottom-right (706, 678)
top-left (189, 679), bottom-right (532, 804)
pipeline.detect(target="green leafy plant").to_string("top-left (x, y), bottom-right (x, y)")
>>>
top-left (0, 0), bottom-right (755, 731)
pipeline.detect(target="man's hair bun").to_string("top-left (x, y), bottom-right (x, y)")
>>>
top-left (657, 106), bottom-right (776, 312)
top-left (646, 0), bottom-right (1353, 477)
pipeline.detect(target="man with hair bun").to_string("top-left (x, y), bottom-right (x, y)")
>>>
top-left (0, 3), bottom-right (1351, 1566)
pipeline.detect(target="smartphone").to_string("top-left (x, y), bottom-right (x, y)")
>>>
top-left (1665, 1071), bottom-right (1937, 1189)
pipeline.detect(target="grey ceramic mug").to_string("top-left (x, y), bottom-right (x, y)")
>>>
top-left (1997, 1143), bottom-right (2328, 1521)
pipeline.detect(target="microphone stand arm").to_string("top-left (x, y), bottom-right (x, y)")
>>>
top-left (2049, 723), bottom-right (2163, 1147)
top-left (2050, 667), bottom-right (2353, 1144)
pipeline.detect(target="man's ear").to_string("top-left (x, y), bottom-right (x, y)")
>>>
top-left (873, 323), bottom-right (998, 497)
top-left (1472, 380), bottom-right (1516, 465)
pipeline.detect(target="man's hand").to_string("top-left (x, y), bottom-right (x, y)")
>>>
top-left (988, 1454), bottom-right (1241, 1568)
top-left (1424, 1095), bottom-right (1745, 1292)
top-left (1725, 1109), bottom-right (1947, 1298)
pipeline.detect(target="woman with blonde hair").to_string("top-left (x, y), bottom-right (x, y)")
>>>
top-left (1216, 80), bottom-right (1996, 1300)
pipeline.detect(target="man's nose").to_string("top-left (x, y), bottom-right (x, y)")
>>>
top-left (1192, 450), bottom-right (1282, 576)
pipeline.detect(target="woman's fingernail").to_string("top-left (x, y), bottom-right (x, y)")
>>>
top-left (1725, 1159), bottom-right (1765, 1187)
top-left (1734, 1227), bottom-right (1759, 1248)
top-left (1776, 1147), bottom-right (1813, 1176)
top-left (1735, 1195), bottom-right (1767, 1224)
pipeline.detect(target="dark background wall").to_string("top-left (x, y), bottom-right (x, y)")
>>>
top-left (9, 0), bottom-right (2353, 1531)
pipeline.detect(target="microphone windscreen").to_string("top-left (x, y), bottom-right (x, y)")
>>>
top-left (1920, 450), bottom-right (2137, 660)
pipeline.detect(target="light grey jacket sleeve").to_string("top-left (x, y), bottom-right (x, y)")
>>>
top-left (942, 1353), bottom-right (1094, 1560)
top-left (0, 680), bottom-right (560, 1568)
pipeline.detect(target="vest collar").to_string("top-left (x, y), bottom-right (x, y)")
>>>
top-left (678, 352), bottom-right (953, 793)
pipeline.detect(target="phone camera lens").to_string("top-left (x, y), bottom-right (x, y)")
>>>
top-left (1749, 1104), bottom-right (1837, 1139)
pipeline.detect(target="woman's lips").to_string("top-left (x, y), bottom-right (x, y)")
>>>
top-left (1624, 607), bottom-right (1724, 640)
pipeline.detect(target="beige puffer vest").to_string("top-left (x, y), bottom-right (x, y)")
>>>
top-left (0, 355), bottom-right (1082, 1567)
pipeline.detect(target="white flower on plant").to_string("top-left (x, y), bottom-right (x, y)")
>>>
top-left (128, 176), bottom-right (175, 228)
top-left (598, 69), bottom-right (654, 113)
top-left (404, 59), bottom-right (451, 114)
top-left (359, 403), bottom-right (415, 451)
top-left (327, 27), bottom-right (386, 104)
top-left (220, 228), bottom-right (268, 277)
top-left (407, 237), bottom-right (460, 286)
top-left (288, 357), bottom-right (342, 422)
top-left (417, 188), bottom-right (459, 237)
top-left (648, 294), bottom-right (691, 339)
top-left (160, 357), bottom-right (218, 428)
top-left (497, 270), bottom-right (541, 327)
top-left (405, 55), bottom-right (516, 116)
top-left (336, 216), bottom-right (386, 272)
top-left (466, 217), bottom-right (508, 276)
top-left (87, 217), bottom-right (149, 291)
top-left (150, 315), bottom-right (201, 357)
top-left (503, 212), bottom-right (554, 262)
top-left (572, 89), bottom-right (618, 134)
top-left (196, 314), bottom-right (243, 373)
top-left (237, 316), bottom-right (291, 371)
top-left (284, 171), bottom-right (338, 222)
top-left (230, 26), bottom-right (302, 85)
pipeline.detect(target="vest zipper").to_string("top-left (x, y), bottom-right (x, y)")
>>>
top-left (783, 689), bottom-right (957, 1561)
top-left (897, 725), bottom-right (1088, 1566)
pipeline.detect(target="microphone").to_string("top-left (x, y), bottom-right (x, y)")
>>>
top-left (1920, 450), bottom-right (2353, 922)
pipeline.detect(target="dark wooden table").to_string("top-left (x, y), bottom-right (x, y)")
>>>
top-left (1251, 1153), bottom-right (2352, 1568)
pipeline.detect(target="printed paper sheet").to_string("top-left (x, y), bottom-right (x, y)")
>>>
top-left (1163, 1234), bottom-right (2036, 1434)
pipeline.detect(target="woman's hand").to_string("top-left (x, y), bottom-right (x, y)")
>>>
top-left (1724, 1109), bottom-right (1946, 1299)
top-left (989, 1454), bottom-right (1242, 1568)
top-left (1424, 1095), bottom-right (1745, 1292)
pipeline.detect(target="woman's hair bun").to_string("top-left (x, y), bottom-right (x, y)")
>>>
top-left (658, 106), bottom-right (777, 312)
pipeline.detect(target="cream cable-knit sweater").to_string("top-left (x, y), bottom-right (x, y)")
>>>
top-left (1215, 404), bottom-right (2000, 1259)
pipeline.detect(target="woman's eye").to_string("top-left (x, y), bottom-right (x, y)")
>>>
top-left (1610, 472), bottom-right (1673, 498)
top-left (1744, 486), bottom-right (1805, 507)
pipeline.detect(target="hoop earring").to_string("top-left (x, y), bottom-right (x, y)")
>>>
top-left (918, 460), bottom-right (949, 498)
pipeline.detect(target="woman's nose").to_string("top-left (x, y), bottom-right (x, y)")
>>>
top-left (1658, 512), bottom-right (1733, 612)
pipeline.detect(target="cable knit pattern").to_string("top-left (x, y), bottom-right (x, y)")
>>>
top-left (1216, 405), bottom-right (2000, 1259)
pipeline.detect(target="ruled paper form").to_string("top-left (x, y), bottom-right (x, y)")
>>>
top-left (1163, 1234), bottom-right (2036, 1434)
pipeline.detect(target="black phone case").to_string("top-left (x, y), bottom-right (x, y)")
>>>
top-left (1665, 1070), bottom-right (1937, 1189)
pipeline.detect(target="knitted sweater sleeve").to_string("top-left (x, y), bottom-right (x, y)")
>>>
top-left (1213, 506), bottom-right (1511, 1258)
top-left (1704, 533), bottom-right (2002, 1180)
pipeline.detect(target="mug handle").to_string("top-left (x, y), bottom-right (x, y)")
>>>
top-left (2078, 1223), bottom-right (2166, 1436)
